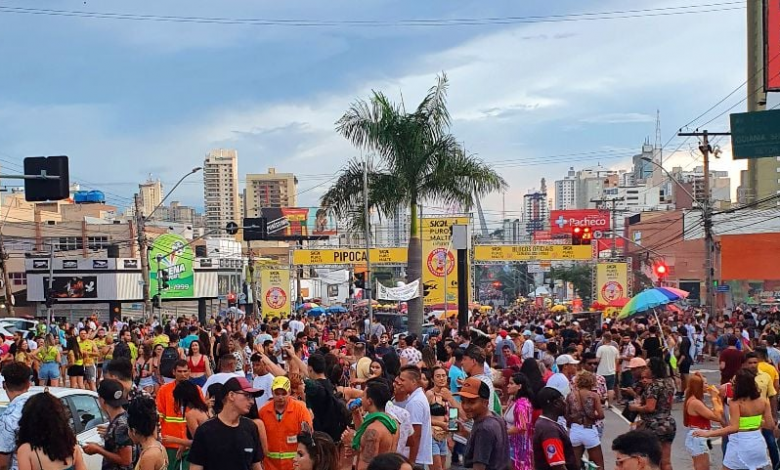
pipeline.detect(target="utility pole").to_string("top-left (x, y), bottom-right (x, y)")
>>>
top-left (590, 197), bottom-right (625, 257)
top-left (135, 194), bottom-right (152, 317)
top-left (246, 241), bottom-right (258, 318)
top-left (0, 234), bottom-right (14, 317)
top-left (746, 0), bottom-right (767, 204)
top-left (46, 244), bottom-right (54, 328)
top-left (363, 160), bottom-right (373, 326)
top-left (679, 130), bottom-right (730, 319)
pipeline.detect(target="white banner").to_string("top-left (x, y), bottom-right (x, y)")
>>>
top-left (316, 269), bottom-right (350, 285)
top-left (376, 279), bottom-right (420, 301)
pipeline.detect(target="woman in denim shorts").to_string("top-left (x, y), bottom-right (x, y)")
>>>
top-left (35, 334), bottom-right (62, 386)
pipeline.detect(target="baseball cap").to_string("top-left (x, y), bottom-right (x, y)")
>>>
top-left (223, 377), bottom-right (264, 398)
top-left (545, 373), bottom-right (571, 398)
top-left (272, 376), bottom-right (291, 393)
top-left (522, 330), bottom-right (533, 337)
top-left (555, 354), bottom-right (580, 366)
top-left (97, 379), bottom-right (127, 407)
top-left (499, 330), bottom-right (508, 338)
top-left (455, 377), bottom-right (491, 399)
top-left (629, 357), bottom-right (647, 368)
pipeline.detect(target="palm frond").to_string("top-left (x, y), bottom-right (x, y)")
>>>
top-left (415, 73), bottom-right (451, 138)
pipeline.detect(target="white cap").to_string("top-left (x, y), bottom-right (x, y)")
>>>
top-left (545, 373), bottom-right (571, 398)
top-left (555, 354), bottom-right (580, 366)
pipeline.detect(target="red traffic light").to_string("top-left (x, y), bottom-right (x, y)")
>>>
top-left (492, 281), bottom-right (503, 289)
top-left (573, 227), bottom-right (582, 234)
top-left (654, 261), bottom-right (669, 277)
top-left (582, 227), bottom-right (592, 240)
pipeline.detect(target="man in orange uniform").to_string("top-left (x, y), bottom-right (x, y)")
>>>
top-left (157, 359), bottom-right (192, 470)
top-left (259, 376), bottom-right (313, 470)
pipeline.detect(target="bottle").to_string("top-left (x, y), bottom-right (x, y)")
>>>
top-left (348, 398), bottom-right (362, 411)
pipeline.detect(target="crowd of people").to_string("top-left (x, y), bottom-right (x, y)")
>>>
top-left (0, 305), bottom-right (776, 470)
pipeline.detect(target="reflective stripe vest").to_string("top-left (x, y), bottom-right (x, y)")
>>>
top-left (156, 380), bottom-right (195, 449)
top-left (259, 399), bottom-right (313, 470)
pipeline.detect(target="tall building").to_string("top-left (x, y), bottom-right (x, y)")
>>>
top-left (631, 141), bottom-right (655, 184)
top-left (203, 149), bottom-right (240, 237)
top-left (139, 177), bottom-right (163, 219)
top-left (575, 166), bottom-right (618, 209)
top-left (244, 168), bottom-right (298, 217)
top-left (523, 178), bottom-right (549, 236)
top-left (669, 165), bottom-right (731, 206)
top-left (554, 167), bottom-right (577, 210)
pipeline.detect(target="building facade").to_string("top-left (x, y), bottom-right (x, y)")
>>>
top-left (203, 149), bottom-right (240, 237)
top-left (244, 168), bottom-right (298, 217)
top-left (554, 167), bottom-right (577, 210)
top-left (523, 179), bottom-right (549, 236)
top-left (139, 178), bottom-right (163, 219)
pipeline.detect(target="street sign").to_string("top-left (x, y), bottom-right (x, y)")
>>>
top-left (716, 285), bottom-right (730, 293)
top-left (473, 245), bottom-right (592, 262)
top-left (593, 230), bottom-right (603, 239)
top-left (730, 109), bottom-right (780, 159)
top-left (225, 221), bottom-right (239, 235)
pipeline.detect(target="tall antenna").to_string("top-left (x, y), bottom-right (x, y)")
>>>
top-left (655, 109), bottom-right (663, 166)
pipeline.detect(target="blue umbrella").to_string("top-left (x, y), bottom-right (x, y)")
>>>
top-left (327, 306), bottom-right (347, 314)
top-left (307, 307), bottom-right (327, 316)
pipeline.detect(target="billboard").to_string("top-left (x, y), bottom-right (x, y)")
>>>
top-left (594, 262), bottom-right (629, 304)
top-left (149, 233), bottom-right (195, 299)
top-left (422, 217), bottom-right (470, 306)
top-left (473, 245), bottom-right (593, 262)
top-left (45, 276), bottom-right (97, 299)
top-left (767, 0), bottom-right (780, 91)
top-left (261, 269), bottom-right (290, 318)
top-left (292, 248), bottom-right (407, 266)
top-left (550, 210), bottom-right (610, 236)
top-left (259, 207), bottom-right (337, 239)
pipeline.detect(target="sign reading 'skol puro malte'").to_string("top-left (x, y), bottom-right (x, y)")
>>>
top-left (549, 210), bottom-right (610, 235)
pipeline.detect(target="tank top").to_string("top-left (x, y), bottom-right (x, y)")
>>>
top-left (34, 449), bottom-right (75, 470)
top-left (685, 410), bottom-right (711, 429)
top-left (188, 355), bottom-right (206, 374)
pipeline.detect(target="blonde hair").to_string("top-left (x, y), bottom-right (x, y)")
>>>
top-left (577, 370), bottom-right (596, 390)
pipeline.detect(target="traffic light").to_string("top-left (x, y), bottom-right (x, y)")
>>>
top-left (581, 227), bottom-right (593, 244)
top-left (572, 227), bottom-right (583, 245)
top-left (24, 156), bottom-right (70, 202)
top-left (654, 261), bottom-right (669, 279)
top-left (153, 294), bottom-right (162, 309)
top-left (492, 281), bottom-right (503, 289)
top-left (354, 272), bottom-right (366, 289)
top-left (159, 269), bottom-right (170, 289)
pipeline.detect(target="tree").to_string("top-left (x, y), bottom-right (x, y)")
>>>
top-left (321, 74), bottom-right (507, 335)
top-left (550, 264), bottom-right (593, 302)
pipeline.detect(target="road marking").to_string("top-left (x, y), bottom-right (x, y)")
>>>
top-left (610, 405), bottom-right (632, 425)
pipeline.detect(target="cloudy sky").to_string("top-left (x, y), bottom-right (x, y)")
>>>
top-left (0, 0), bottom-right (757, 228)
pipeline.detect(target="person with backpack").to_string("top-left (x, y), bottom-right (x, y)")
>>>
top-left (159, 335), bottom-right (184, 385)
top-left (303, 353), bottom-right (351, 444)
top-left (113, 329), bottom-right (136, 364)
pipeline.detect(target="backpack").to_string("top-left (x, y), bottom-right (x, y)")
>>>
top-left (159, 347), bottom-right (180, 378)
top-left (313, 379), bottom-right (351, 443)
top-left (113, 341), bottom-right (132, 361)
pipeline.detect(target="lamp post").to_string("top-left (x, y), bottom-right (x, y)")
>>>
top-left (138, 167), bottom-right (202, 316)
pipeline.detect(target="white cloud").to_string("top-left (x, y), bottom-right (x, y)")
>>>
top-left (581, 113), bottom-right (656, 124)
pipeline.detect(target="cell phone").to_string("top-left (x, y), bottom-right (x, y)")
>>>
top-left (448, 408), bottom-right (459, 431)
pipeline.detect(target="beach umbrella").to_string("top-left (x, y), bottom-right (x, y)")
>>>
top-left (618, 287), bottom-right (689, 320)
top-left (297, 302), bottom-right (319, 310)
top-left (326, 306), bottom-right (347, 314)
top-left (307, 307), bottom-right (327, 316)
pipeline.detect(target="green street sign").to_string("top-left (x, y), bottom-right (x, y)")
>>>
top-left (149, 233), bottom-right (194, 298)
top-left (730, 109), bottom-right (780, 159)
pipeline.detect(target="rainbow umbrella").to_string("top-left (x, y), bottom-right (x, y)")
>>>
top-left (618, 287), bottom-right (689, 320)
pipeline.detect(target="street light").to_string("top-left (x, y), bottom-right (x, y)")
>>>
top-left (146, 167), bottom-right (202, 221)
top-left (640, 157), bottom-right (698, 207)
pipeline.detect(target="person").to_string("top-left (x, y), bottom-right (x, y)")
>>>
top-left (127, 394), bottom-right (168, 470)
top-left (294, 426), bottom-right (339, 470)
top-left (104, 357), bottom-right (135, 399)
top-left (78, 329), bottom-right (99, 391)
top-left (343, 380), bottom-right (399, 470)
top-left (393, 366), bottom-right (433, 468)
top-left (202, 355), bottom-right (243, 393)
top-left (682, 373), bottom-right (721, 470)
top-left (694, 369), bottom-right (774, 470)
top-left (250, 353), bottom-right (276, 410)
top-left (365, 453), bottom-right (413, 470)
top-left (425, 366), bottom-right (454, 470)
top-left (162, 381), bottom-right (210, 452)
top-left (387, 379), bottom-right (414, 459)
top-left (619, 333), bottom-right (637, 392)
top-left (16, 392), bottom-right (87, 470)
top-left (66, 336), bottom-right (85, 390)
top-left (259, 376), bottom-right (313, 470)
top-left (189, 377), bottom-right (264, 470)
top-left (0, 362), bottom-right (33, 470)
top-left (83, 379), bottom-right (134, 470)
top-left (742, 351), bottom-right (779, 468)
top-left (462, 346), bottom-right (496, 412)
top-left (720, 335), bottom-right (744, 384)
top-left (629, 357), bottom-right (676, 470)
top-left (187, 341), bottom-right (212, 388)
top-left (612, 430), bottom-right (662, 470)
top-left (302, 353), bottom-right (347, 444)
top-left (520, 331), bottom-right (535, 360)
top-left (595, 332), bottom-right (618, 404)
top-left (448, 349), bottom-right (467, 396)
top-left (157, 360), bottom-right (194, 470)
top-left (643, 326), bottom-right (663, 360)
top-left (34, 333), bottom-right (61, 387)
top-left (506, 373), bottom-right (534, 470)
top-left (399, 335), bottom-right (422, 367)
top-left (564, 371), bottom-right (604, 470)
top-left (533, 386), bottom-right (578, 470)
top-left (136, 345), bottom-right (156, 394)
top-left (677, 332), bottom-right (693, 402)
top-left (454, 377), bottom-right (509, 470)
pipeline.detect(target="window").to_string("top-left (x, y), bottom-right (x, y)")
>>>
top-left (67, 394), bottom-right (106, 433)
top-left (55, 237), bottom-right (83, 252)
top-left (9, 273), bottom-right (25, 286)
top-left (87, 236), bottom-right (109, 250)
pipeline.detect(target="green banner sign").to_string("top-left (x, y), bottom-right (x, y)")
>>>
top-left (149, 233), bottom-right (194, 298)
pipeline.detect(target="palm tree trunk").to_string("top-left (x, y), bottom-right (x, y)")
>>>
top-left (406, 202), bottom-right (423, 336)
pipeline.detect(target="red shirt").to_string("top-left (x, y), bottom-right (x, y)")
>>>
top-left (506, 354), bottom-right (521, 369)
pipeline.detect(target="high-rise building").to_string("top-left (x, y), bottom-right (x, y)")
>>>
top-left (554, 167), bottom-right (577, 210)
top-left (244, 168), bottom-right (298, 218)
top-left (575, 166), bottom-right (618, 209)
top-left (139, 177), bottom-right (163, 219)
top-left (203, 149), bottom-right (240, 237)
top-left (631, 141), bottom-right (656, 184)
top-left (523, 178), bottom-right (549, 236)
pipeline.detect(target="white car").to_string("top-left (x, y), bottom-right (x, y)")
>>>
top-left (0, 318), bottom-right (39, 338)
top-left (0, 387), bottom-right (104, 470)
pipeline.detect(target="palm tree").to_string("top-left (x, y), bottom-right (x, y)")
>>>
top-left (321, 74), bottom-right (507, 335)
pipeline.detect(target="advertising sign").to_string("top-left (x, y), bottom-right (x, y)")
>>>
top-left (594, 262), bottom-right (629, 304)
top-left (149, 233), bottom-right (195, 299)
top-left (474, 245), bottom-right (593, 262)
top-left (422, 217), bottom-right (470, 306)
top-left (550, 210), bottom-right (610, 235)
top-left (45, 276), bottom-right (97, 299)
top-left (259, 207), bottom-right (338, 239)
top-left (376, 279), bottom-right (420, 301)
top-left (261, 269), bottom-right (290, 318)
top-left (292, 248), bottom-right (407, 266)
top-left (767, 0), bottom-right (780, 91)
top-left (730, 109), bottom-right (780, 159)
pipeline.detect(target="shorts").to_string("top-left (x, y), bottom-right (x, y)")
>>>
top-left (685, 429), bottom-right (710, 457)
top-left (432, 438), bottom-right (448, 456)
top-left (620, 370), bottom-right (634, 388)
top-left (84, 365), bottom-right (97, 382)
top-left (67, 365), bottom-right (85, 377)
top-left (569, 423), bottom-right (600, 449)
top-left (139, 376), bottom-right (155, 389)
top-left (602, 374), bottom-right (616, 391)
top-left (39, 362), bottom-right (60, 380)
top-left (679, 359), bottom-right (692, 375)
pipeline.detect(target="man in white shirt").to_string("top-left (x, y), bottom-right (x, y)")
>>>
top-left (250, 353), bottom-right (275, 410)
top-left (289, 315), bottom-right (305, 337)
top-left (202, 355), bottom-right (243, 395)
top-left (596, 332), bottom-right (619, 403)
top-left (394, 366), bottom-right (433, 468)
top-left (521, 330), bottom-right (535, 360)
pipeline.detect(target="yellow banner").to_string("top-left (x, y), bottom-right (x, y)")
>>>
top-left (260, 269), bottom-right (290, 319)
top-left (595, 262), bottom-right (629, 304)
top-left (473, 245), bottom-right (593, 262)
top-left (292, 248), bottom-right (407, 266)
top-left (422, 217), bottom-right (470, 306)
